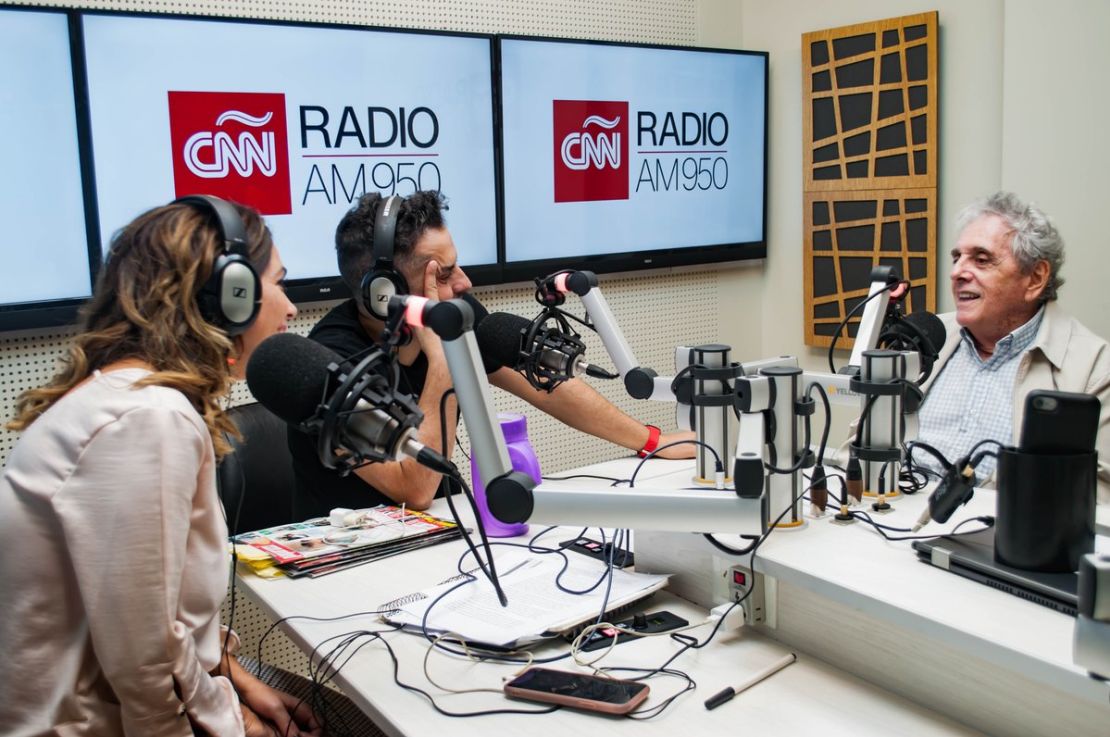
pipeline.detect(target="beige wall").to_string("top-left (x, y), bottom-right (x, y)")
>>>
top-left (1001, 0), bottom-right (1110, 340)
top-left (694, 0), bottom-right (765, 362)
top-left (728, 0), bottom-right (1007, 371)
top-left (707, 0), bottom-right (1107, 370)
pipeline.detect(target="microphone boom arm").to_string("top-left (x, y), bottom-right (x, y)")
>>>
top-left (389, 296), bottom-right (538, 521)
top-left (544, 270), bottom-right (675, 401)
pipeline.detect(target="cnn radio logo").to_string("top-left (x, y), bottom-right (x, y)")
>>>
top-left (552, 100), bottom-right (628, 203)
top-left (168, 91), bottom-right (292, 215)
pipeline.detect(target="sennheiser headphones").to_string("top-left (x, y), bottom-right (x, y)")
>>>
top-left (360, 194), bottom-right (407, 320)
top-left (174, 194), bottom-right (262, 336)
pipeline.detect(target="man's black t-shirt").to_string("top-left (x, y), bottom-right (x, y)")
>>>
top-left (288, 295), bottom-right (491, 519)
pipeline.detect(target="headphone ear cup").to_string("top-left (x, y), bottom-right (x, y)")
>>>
top-left (200, 251), bottom-right (262, 335)
top-left (361, 268), bottom-right (408, 320)
top-left (175, 195), bottom-right (261, 335)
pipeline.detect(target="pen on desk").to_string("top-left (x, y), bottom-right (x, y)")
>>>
top-left (704, 652), bottom-right (797, 710)
top-left (499, 558), bottom-right (537, 577)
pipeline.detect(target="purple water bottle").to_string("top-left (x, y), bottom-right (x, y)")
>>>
top-left (471, 413), bottom-right (538, 537)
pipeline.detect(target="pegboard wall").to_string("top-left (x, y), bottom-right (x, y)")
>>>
top-left (0, 272), bottom-right (726, 475)
top-left (0, 0), bottom-right (723, 694)
top-left (14, 0), bottom-right (697, 41)
top-left (1, 0), bottom-right (707, 467)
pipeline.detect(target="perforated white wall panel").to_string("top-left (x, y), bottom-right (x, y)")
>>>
top-left (1, 0), bottom-right (711, 468)
top-left (0, 0), bottom-right (721, 691)
top-left (15, 0), bottom-right (696, 42)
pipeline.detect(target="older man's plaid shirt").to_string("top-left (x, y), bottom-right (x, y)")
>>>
top-left (916, 307), bottom-right (1045, 479)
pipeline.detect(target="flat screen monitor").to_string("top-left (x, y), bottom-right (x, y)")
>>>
top-left (499, 37), bottom-right (767, 280)
top-left (81, 13), bottom-right (500, 302)
top-left (0, 8), bottom-right (95, 331)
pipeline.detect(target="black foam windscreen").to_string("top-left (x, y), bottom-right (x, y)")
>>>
top-left (475, 311), bottom-right (530, 372)
top-left (879, 309), bottom-right (946, 383)
top-left (245, 333), bottom-right (344, 425)
top-left (901, 310), bottom-right (946, 358)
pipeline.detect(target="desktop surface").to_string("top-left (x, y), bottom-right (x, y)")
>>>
top-left (583, 457), bottom-right (1110, 737)
top-left (236, 474), bottom-right (982, 736)
top-left (912, 527), bottom-right (1079, 615)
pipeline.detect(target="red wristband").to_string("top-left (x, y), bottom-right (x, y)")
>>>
top-left (638, 425), bottom-right (662, 458)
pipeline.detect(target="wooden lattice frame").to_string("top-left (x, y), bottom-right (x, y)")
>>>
top-left (804, 188), bottom-right (936, 346)
top-left (802, 12), bottom-right (938, 348)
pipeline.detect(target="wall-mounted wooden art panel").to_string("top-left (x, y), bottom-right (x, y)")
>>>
top-left (803, 12), bottom-right (937, 191)
top-left (802, 12), bottom-right (938, 349)
top-left (804, 188), bottom-right (936, 347)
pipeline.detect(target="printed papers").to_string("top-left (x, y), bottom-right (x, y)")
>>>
top-left (381, 549), bottom-right (668, 647)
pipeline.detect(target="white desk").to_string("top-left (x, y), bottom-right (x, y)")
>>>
top-left (566, 458), bottom-right (1110, 737)
top-left (238, 458), bottom-right (982, 737)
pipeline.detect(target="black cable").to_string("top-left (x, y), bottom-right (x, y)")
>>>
top-left (623, 487), bottom-right (817, 698)
top-left (701, 475), bottom-right (835, 556)
top-left (764, 411), bottom-right (812, 475)
top-left (905, 439), bottom-right (953, 471)
top-left (602, 666), bottom-right (697, 719)
top-left (897, 460), bottom-right (933, 495)
top-left (412, 536), bottom-right (619, 665)
top-left (969, 449), bottom-right (999, 469)
top-left (315, 623), bottom-right (561, 718)
top-left (254, 610), bottom-right (400, 736)
top-left (849, 512), bottom-right (995, 542)
top-left (828, 279), bottom-right (908, 373)
top-left (219, 447), bottom-right (250, 693)
top-left (853, 394), bottom-right (880, 451)
top-left (806, 381), bottom-right (832, 466)
top-left (441, 474), bottom-right (509, 606)
top-left (437, 388), bottom-right (508, 607)
top-left (702, 533), bottom-right (758, 556)
top-left (629, 438), bottom-right (720, 487)
top-left (541, 473), bottom-right (626, 483)
top-left (967, 438), bottom-right (1005, 457)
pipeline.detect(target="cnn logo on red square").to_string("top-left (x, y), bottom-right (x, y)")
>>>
top-left (167, 91), bottom-right (292, 215)
top-left (552, 100), bottom-right (628, 203)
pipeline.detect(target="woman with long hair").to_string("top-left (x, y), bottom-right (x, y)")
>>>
top-left (0, 197), bottom-right (318, 736)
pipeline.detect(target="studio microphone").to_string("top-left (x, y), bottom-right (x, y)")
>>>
top-left (245, 333), bottom-right (454, 475)
top-left (475, 311), bottom-right (617, 391)
top-left (878, 309), bottom-right (946, 383)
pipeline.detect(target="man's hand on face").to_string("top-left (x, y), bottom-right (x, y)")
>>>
top-left (422, 259), bottom-right (441, 300)
top-left (414, 259), bottom-right (446, 361)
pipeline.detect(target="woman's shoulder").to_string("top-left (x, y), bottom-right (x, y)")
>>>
top-left (39, 369), bottom-right (206, 444)
top-left (4, 370), bottom-right (210, 494)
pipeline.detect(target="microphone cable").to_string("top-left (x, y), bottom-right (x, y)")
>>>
top-left (525, 273), bottom-right (619, 390)
top-left (827, 279), bottom-right (910, 373)
top-left (436, 387), bottom-right (509, 607)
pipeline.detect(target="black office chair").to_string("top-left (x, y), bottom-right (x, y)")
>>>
top-left (217, 402), bottom-right (297, 535)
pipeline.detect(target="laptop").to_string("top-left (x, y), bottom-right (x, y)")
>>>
top-left (912, 528), bottom-right (1078, 616)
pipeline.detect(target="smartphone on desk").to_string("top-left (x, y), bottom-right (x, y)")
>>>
top-left (503, 667), bottom-right (649, 714)
top-left (1019, 390), bottom-right (1100, 454)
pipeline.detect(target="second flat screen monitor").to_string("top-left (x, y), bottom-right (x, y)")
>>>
top-left (500, 38), bottom-right (767, 277)
top-left (81, 14), bottom-right (499, 297)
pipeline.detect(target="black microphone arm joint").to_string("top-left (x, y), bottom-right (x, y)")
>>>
top-left (485, 471), bottom-right (538, 524)
top-left (624, 367), bottom-right (658, 399)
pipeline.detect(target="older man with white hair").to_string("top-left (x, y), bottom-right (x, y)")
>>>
top-left (916, 191), bottom-right (1109, 502)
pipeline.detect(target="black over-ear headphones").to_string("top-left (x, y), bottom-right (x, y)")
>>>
top-left (174, 194), bottom-right (262, 336)
top-left (360, 194), bottom-right (407, 320)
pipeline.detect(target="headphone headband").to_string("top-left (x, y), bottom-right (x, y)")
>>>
top-left (173, 194), bottom-right (249, 259)
top-left (372, 194), bottom-right (402, 267)
top-left (361, 194), bottom-right (408, 320)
